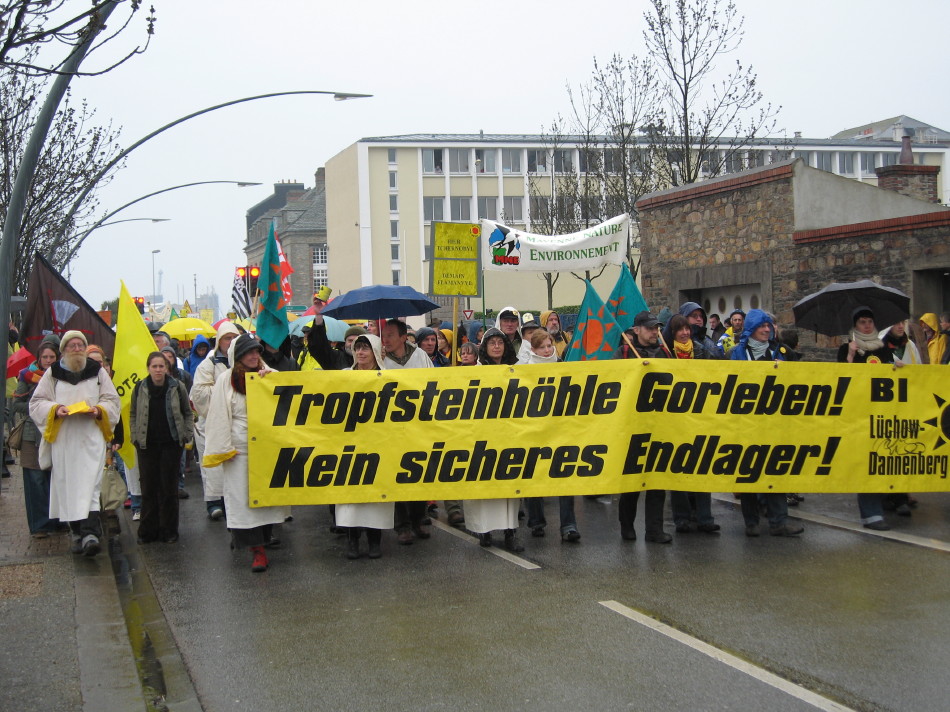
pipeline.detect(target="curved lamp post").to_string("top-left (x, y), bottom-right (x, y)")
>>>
top-left (59, 90), bottom-right (371, 238)
top-left (64, 218), bottom-right (170, 279)
top-left (61, 180), bottom-right (261, 265)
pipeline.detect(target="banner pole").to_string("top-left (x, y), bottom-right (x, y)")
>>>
top-left (451, 296), bottom-right (459, 365)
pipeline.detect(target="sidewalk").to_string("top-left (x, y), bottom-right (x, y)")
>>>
top-left (0, 462), bottom-right (146, 712)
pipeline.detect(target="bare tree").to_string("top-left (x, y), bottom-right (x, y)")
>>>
top-left (1, 52), bottom-right (124, 291)
top-left (0, 0), bottom-right (155, 76)
top-left (585, 53), bottom-right (660, 279)
top-left (643, 0), bottom-right (779, 186)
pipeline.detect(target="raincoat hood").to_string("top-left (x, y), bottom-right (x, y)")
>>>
top-left (214, 322), bottom-right (241, 356)
top-left (678, 301), bottom-right (707, 325)
top-left (349, 334), bottom-right (386, 370)
top-left (920, 312), bottom-right (940, 333)
top-left (478, 327), bottom-right (518, 365)
top-left (540, 310), bottom-right (560, 334)
top-left (494, 306), bottom-right (523, 338)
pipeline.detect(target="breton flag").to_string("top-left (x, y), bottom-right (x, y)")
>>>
top-left (232, 268), bottom-right (252, 319)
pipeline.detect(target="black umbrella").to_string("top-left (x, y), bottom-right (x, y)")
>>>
top-left (792, 280), bottom-right (910, 336)
top-left (320, 285), bottom-right (440, 320)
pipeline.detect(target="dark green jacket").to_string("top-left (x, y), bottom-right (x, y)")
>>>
top-left (130, 376), bottom-right (194, 449)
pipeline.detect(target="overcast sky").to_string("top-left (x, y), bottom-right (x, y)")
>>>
top-left (65, 0), bottom-right (950, 314)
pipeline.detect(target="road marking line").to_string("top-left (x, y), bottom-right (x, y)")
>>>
top-left (599, 600), bottom-right (856, 712)
top-left (711, 495), bottom-right (950, 552)
top-left (431, 520), bottom-right (540, 570)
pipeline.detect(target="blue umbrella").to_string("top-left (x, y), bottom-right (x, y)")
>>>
top-left (288, 315), bottom-right (349, 341)
top-left (321, 285), bottom-right (440, 320)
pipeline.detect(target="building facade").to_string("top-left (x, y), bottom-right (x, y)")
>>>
top-left (322, 120), bottom-right (949, 316)
top-left (636, 152), bottom-right (950, 359)
top-left (244, 171), bottom-right (328, 309)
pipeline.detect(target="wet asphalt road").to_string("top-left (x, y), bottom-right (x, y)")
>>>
top-left (131, 487), bottom-right (950, 712)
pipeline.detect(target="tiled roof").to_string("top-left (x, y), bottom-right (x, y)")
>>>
top-left (281, 186), bottom-right (326, 234)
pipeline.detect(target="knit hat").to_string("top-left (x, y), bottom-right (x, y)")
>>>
top-left (60, 330), bottom-right (87, 349)
top-left (344, 326), bottom-right (366, 340)
top-left (233, 334), bottom-right (263, 362)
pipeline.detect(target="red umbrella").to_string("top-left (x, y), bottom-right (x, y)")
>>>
top-left (7, 346), bottom-right (34, 379)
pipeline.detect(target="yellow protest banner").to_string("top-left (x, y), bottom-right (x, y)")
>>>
top-left (246, 360), bottom-right (950, 506)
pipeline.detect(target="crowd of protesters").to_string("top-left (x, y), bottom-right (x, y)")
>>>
top-left (5, 293), bottom-right (947, 572)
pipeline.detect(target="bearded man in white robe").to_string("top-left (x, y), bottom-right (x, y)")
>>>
top-left (30, 330), bottom-right (120, 556)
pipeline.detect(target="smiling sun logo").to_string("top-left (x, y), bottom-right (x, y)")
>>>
top-left (924, 395), bottom-right (950, 450)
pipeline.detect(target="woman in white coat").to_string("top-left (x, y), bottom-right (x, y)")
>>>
top-left (202, 334), bottom-right (289, 572)
top-left (338, 333), bottom-right (395, 560)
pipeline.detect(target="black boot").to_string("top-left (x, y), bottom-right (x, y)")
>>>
top-left (366, 529), bottom-right (382, 559)
top-left (345, 528), bottom-right (361, 559)
top-left (504, 529), bottom-right (524, 553)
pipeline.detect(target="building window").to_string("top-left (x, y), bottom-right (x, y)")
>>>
top-left (449, 148), bottom-right (470, 174)
top-left (815, 151), bottom-right (833, 172)
top-left (422, 148), bottom-right (443, 174)
top-left (387, 148), bottom-right (397, 164)
top-left (749, 151), bottom-right (767, 168)
top-left (578, 148), bottom-right (598, 173)
top-left (391, 244), bottom-right (400, 261)
top-left (475, 149), bottom-right (496, 173)
top-left (502, 196), bottom-right (523, 222)
top-left (477, 196), bottom-right (497, 220)
top-left (794, 151), bottom-right (812, 167)
top-left (392, 269), bottom-right (400, 286)
top-left (450, 197), bottom-right (471, 221)
top-left (389, 171), bottom-right (397, 189)
top-left (838, 152), bottom-right (854, 174)
top-left (603, 149), bottom-right (623, 173)
top-left (880, 152), bottom-right (899, 167)
top-left (723, 151), bottom-right (745, 173)
top-left (423, 197), bottom-right (444, 223)
top-left (553, 149), bottom-right (574, 173)
top-left (529, 196), bottom-right (550, 220)
top-left (860, 153), bottom-right (876, 174)
top-left (389, 194), bottom-right (398, 212)
top-left (502, 148), bottom-right (522, 173)
top-left (311, 243), bottom-right (328, 292)
top-left (527, 149), bottom-right (549, 173)
top-left (390, 220), bottom-right (399, 239)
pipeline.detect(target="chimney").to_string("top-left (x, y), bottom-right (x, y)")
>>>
top-left (875, 132), bottom-right (940, 203)
top-left (314, 166), bottom-right (325, 191)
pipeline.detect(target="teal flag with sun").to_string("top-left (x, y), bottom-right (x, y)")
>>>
top-left (563, 281), bottom-right (622, 361)
top-left (605, 266), bottom-right (648, 332)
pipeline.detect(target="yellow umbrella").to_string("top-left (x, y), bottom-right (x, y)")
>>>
top-left (163, 317), bottom-right (216, 340)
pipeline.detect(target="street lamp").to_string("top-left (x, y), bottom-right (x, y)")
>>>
top-left (64, 218), bottom-right (170, 279)
top-left (151, 249), bottom-right (161, 305)
top-left (59, 90), bottom-right (372, 237)
top-left (61, 181), bottom-right (260, 266)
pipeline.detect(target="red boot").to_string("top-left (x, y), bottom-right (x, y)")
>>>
top-left (250, 545), bottom-right (268, 572)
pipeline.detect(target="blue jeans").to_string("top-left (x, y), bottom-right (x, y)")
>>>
top-left (670, 491), bottom-right (714, 526)
top-left (22, 467), bottom-right (57, 534)
top-left (525, 496), bottom-right (577, 533)
top-left (857, 494), bottom-right (884, 524)
top-left (740, 493), bottom-right (788, 528)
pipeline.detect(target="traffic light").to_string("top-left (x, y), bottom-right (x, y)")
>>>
top-left (248, 265), bottom-right (261, 295)
top-left (133, 296), bottom-right (145, 314)
top-left (236, 266), bottom-right (248, 284)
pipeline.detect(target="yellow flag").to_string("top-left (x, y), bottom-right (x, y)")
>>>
top-left (113, 281), bottom-right (158, 467)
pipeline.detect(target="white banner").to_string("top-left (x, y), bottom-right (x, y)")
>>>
top-left (480, 215), bottom-right (628, 272)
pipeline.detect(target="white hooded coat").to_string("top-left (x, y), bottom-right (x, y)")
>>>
top-left (191, 321), bottom-right (241, 499)
top-left (201, 337), bottom-right (289, 530)
top-left (336, 334), bottom-right (394, 529)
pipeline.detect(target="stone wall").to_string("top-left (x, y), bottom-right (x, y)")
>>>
top-left (639, 164), bottom-right (950, 360)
